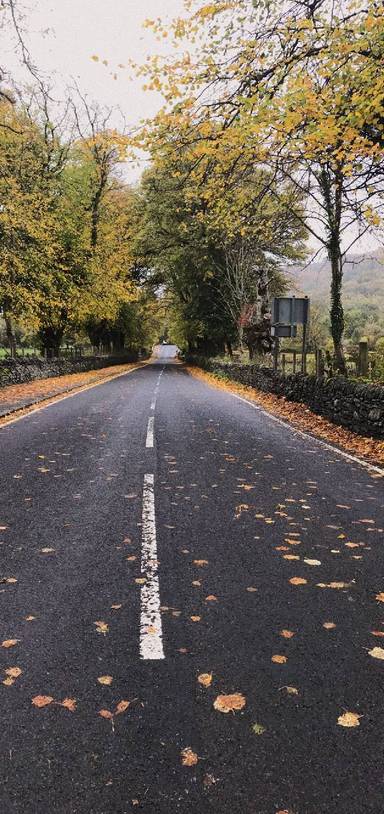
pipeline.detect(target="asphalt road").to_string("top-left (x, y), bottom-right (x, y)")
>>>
top-left (1, 349), bottom-right (384, 814)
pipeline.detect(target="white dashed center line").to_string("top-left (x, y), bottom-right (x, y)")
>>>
top-left (140, 474), bottom-right (164, 660)
top-left (146, 416), bottom-right (154, 448)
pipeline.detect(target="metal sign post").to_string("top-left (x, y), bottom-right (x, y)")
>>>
top-left (271, 296), bottom-right (310, 373)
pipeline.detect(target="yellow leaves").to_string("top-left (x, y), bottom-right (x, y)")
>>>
top-left (91, 55), bottom-right (99, 62)
top-left (98, 675), bottom-right (113, 685)
top-left (289, 577), bottom-right (307, 586)
top-left (375, 593), bottom-right (384, 603)
top-left (213, 693), bottom-right (246, 713)
top-left (2, 639), bottom-right (19, 648)
top-left (280, 686), bottom-right (299, 696)
top-left (135, 578), bottom-right (147, 585)
top-left (94, 621), bottom-right (109, 635)
top-left (272, 655), bottom-right (287, 664)
top-left (368, 647), bottom-right (384, 661)
top-left (317, 582), bottom-right (350, 590)
top-left (198, 673), bottom-right (212, 687)
top-left (337, 712), bottom-right (361, 728)
top-left (181, 747), bottom-right (199, 766)
top-left (3, 666), bottom-right (22, 686)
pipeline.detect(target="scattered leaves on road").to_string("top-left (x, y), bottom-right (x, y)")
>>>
top-left (98, 675), bottom-right (113, 685)
top-left (95, 621), bottom-right (109, 635)
top-left (213, 693), bottom-right (246, 713)
top-left (337, 711), bottom-right (361, 728)
top-left (198, 673), bottom-right (212, 687)
top-left (181, 747), bottom-right (199, 766)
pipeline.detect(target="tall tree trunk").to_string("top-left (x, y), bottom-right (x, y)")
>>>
top-left (38, 326), bottom-right (64, 358)
top-left (329, 250), bottom-right (347, 375)
top-left (4, 312), bottom-right (17, 358)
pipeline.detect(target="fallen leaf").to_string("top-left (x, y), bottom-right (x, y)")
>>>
top-left (2, 639), bottom-right (19, 648)
top-left (135, 578), bottom-right (146, 585)
top-left (98, 675), bottom-right (113, 685)
top-left (272, 655), bottom-right (287, 664)
top-left (115, 700), bottom-right (130, 714)
top-left (337, 711), bottom-right (361, 728)
top-left (323, 622), bottom-right (336, 630)
top-left (192, 580), bottom-right (201, 586)
top-left (198, 673), bottom-right (212, 687)
top-left (281, 686), bottom-right (299, 695)
top-left (95, 621), bottom-right (109, 635)
top-left (181, 747), bottom-right (199, 766)
top-left (5, 667), bottom-right (22, 678)
top-left (190, 615), bottom-right (201, 622)
top-left (213, 693), bottom-right (246, 713)
top-left (99, 709), bottom-right (113, 720)
top-left (60, 698), bottom-right (76, 712)
top-left (6, 577), bottom-right (17, 584)
top-left (251, 723), bottom-right (266, 735)
top-left (32, 695), bottom-right (54, 708)
top-left (283, 554), bottom-right (300, 560)
top-left (371, 630), bottom-right (384, 637)
top-left (205, 595), bottom-right (217, 601)
top-left (193, 560), bottom-right (208, 567)
top-left (280, 630), bottom-right (295, 639)
top-left (111, 604), bottom-right (122, 610)
top-left (25, 615), bottom-right (36, 621)
top-left (376, 593), bottom-right (384, 603)
top-left (289, 577), bottom-right (307, 586)
top-left (303, 559), bottom-right (321, 566)
top-left (40, 548), bottom-right (55, 554)
top-left (368, 647), bottom-right (384, 660)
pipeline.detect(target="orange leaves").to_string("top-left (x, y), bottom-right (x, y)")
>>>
top-left (272, 655), bottom-right (287, 664)
top-left (280, 630), bottom-right (295, 639)
top-left (323, 622), bottom-right (336, 630)
top-left (213, 693), bottom-right (246, 713)
top-left (289, 577), bottom-right (307, 586)
top-left (193, 559), bottom-right (208, 567)
top-left (32, 695), bottom-right (53, 708)
top-left (94, 621), bottom-right (109, 635)
top-left (205, 595), bottom-right (217, 602)
top-left (198, 673), bottom-right (212, 687)
top-left (375, 593), bottom-right (384, 603)
top-left (2, 639), bottom-right (19, 648)
top-left (98, 699), bottom-right (132, 729)
top-left (181, 747), bottom-right (199, 766)
top-left (32, 695), bottom-right (76, 711)
top-left (190, 615), bottom-right (201, 622)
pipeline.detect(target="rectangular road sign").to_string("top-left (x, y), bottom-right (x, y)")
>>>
top-left (271, 297), bottom-right (310, 326)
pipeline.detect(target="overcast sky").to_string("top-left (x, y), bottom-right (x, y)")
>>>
top-left (3, 0), bottom-right (185, 178)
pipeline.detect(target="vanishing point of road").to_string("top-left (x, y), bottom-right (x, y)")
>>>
top-left (1, 346), bottom-right (383, 814)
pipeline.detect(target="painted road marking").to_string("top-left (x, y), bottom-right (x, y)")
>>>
top-left (150, 367), bottom-right (164, 411)
top-left (229, 392), bottom-right (384, 477)
top-left (140, 474), bottom-right (164, 660)
top-left (146, 416), bottom-right (154, 448)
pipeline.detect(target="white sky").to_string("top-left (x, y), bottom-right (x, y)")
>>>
top-left (3, 0), bottom-right (186, 177)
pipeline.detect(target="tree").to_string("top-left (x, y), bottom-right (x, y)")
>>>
top-left (139, 0), bottom-right (384, 372)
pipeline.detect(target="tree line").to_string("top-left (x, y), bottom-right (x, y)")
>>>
top-left (1, 0), bottom-right (383, 370)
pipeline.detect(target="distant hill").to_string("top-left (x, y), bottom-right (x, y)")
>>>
top-left (287, 248), bottom-right (384, 343)
top-left (289, 248), bottom-right (384, 304)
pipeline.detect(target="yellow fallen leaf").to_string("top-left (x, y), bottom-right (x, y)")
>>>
top-left (2, 676), bottom-right (15, 686)
top-left (337, 711), bottom-right (361, 728)
top-left (181, 747), bottom-right (199, 766)
top-left (190, 615), bottom-right (201, 622)
top-left (60, 698), bottom-right (76, 712)
top-left (323, 622), bottom-right (336, 630)
top-left (281, 686), bottom-right (299, 695)
top-left (376, 593), bottom-right (384, 603)
top-left (32, 695), bottom-right (54, 708)
top-left (2, 639), bottom-right (19, 648)
top-left (98, 675), bottom-right (113, 685)
top-left (368, 647), bottom-right (384, 660)
top-left (289, 577), bottom-right (307, 586)
top-left (213, 693), bottom-right (246, 713)
top-left (272, 655), bottom-right (287, 664)
top-left (135, 578), bottom-right (146, 585)
top-left (198, 673), bottom-right (212, 687)
top-left (95, 621), bottom-right (109, 635)
top-left (5, 667), bottom-right (22, 678)
top-left (280, 630), bottom-right (295, 639)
